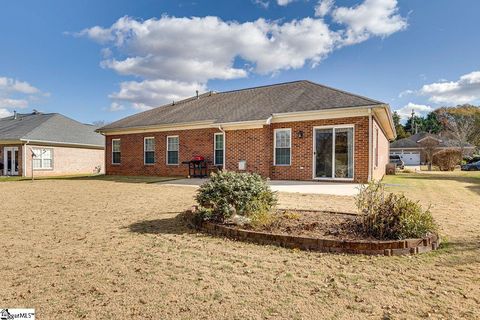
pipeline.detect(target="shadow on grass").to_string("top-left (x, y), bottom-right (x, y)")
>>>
top-left (127, 212), bottom-right (193, 235)
top-left (4, 174), bottom-right (183, 184)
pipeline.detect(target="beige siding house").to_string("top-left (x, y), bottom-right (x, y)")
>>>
top-left (0, 111), bottom-right (105, 177)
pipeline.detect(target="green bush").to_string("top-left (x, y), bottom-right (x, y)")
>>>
top-left (355, 181), bottom-right (437, 240)
top-left (195, 171), bottom-right (277, 223)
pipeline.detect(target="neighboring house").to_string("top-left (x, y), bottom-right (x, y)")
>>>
top-left (390, 132), bottom-right (475, 165)
top-left (0, 111), bottom-right (105, 177)
top-left (97, 80), bottom-right (396, 183)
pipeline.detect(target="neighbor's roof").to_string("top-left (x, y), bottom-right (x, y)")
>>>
top-left (99, 80), bottom-right (385, 131)
top-left (390, 132), bottom-right (475, 149)
top-left (0, 111), bottom-right (104, 147)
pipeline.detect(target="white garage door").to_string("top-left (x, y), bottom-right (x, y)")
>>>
top-left (393, 152), bottom-right (420, 165)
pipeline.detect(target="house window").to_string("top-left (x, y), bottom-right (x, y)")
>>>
top-left (144, 137), bottom-right (155, 164)
top-left (214, 133), bottom-right (224, 166)
top-left (32, 148), bottom-right (53, 169)
top-left (167, 136), bottom-right (179, 165)
top-left (274, 128), bottom-right (291, 165)
top-left (112, 139), bottom-right (121, 164)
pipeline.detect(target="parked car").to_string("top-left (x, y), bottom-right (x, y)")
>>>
top-left (389, 155), bottom-right (405, 169)
top-left (461, 160), bottom-right (480, 171)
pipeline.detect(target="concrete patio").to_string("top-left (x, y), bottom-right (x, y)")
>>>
top-left (157, 178), bottom-right (361, 196)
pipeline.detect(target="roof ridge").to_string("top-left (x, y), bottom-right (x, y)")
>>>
top-left (303, 80), bottom-right (384, 105)
top-left (216, 80), bottom-right (307, 95)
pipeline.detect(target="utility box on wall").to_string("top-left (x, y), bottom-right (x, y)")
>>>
top-left (238, 160), bottom-right (246, 171)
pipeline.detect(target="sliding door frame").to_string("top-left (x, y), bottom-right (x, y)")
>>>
top-left (312, 124), bottom-right (355, 181)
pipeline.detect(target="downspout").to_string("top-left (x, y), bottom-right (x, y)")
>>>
top-left (368, 108), bottom-right (373, 182)
top-left (23, 140), bottom-right (29, 177)
top-left (218, 126), bottom-right (226, 169)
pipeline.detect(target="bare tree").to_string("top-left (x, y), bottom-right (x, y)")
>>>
top-left (419, 139), bottom-right (439, 171)
top-left (440, 113), bottom-right (476, 156)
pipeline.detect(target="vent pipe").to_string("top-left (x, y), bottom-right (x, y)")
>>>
top-left (13, 110), bottom-right (17, 119)
top-left (196, 90), bottom-right (199, 99)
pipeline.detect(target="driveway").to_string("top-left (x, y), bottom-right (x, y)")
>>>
top-left (158, 178), bottom-right (361, 196)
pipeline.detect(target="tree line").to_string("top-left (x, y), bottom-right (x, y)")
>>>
top-left (393, 104), bottom-right (480, 147)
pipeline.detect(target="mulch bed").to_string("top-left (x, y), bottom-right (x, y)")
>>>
top-left (229, 210), bottom-right (374, 241)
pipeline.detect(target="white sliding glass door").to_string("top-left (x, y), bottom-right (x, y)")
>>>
top-left (314, 126), bottom-right (354, 180)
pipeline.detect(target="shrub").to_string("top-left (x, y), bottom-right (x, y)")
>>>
top-left (433, 149), bottom-right (462, 171)
top-left (195, 171), bottom-right (277, 223)
top-left (355, 181), bottom-right (437, 240)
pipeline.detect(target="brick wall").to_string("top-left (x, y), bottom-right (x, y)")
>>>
top-left (105, 128), bottom-right (221, 176)
top-left (224, 127), bottom-right (271, 177)
top-left (372, 118), bottom-right (390, 180)
top-left (23, 145), bottom-right (104, 177)
top-left (105, 116), bottom-right (373, 182)
top-left (270, 116), bottom-right (370, 182)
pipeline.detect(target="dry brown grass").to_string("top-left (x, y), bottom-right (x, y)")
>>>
top-left (0, 172), bottom-right (479, 319)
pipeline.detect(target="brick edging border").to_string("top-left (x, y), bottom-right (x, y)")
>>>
top-left (187, 207), bottom-right (441, 256)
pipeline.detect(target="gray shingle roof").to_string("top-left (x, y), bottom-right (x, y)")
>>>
top-left (100, 80), bottom-right (385, 131)
top-left (390, 132), bottom-right (474, 149)
top-left (0, 112), bottom-right (104, 147)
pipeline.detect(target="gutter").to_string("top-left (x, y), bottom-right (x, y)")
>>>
top-left (23, 140), bottom-right (29, 177)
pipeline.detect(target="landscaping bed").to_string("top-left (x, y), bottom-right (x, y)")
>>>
top-left (187, 207), bottom-right (441, 256)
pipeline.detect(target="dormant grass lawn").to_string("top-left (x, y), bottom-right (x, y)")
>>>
top-left (0, 171), bottom-right (479, 319)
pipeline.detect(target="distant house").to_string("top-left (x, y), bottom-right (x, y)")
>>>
top-left (96, 80), bottom-right (396, 182)
top-left (0, 111), bottom-right (104, 177)
top-left (390, 132), bottom-right (475, 165)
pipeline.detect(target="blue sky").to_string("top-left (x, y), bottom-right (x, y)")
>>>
top-left (0, 0), bottom-right (479, 124)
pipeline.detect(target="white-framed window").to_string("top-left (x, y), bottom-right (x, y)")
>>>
top-left (144, 137), bottom-right (155, 165)
top-left (166, 136), bottom-right (179, 165)
top-left (214, 133), bottom-right (224, 166)
top-left (112, 139), bottom-right (121, 164)
top-left (274, 128), bottom-right (291, 166)
top-left (32, 148), bottom-right (53, 169)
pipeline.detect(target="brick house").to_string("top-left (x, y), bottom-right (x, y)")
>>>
top-left (0, 111), bottom-right (105, 177)
top-left (97, 81), bottom-right (396, 182)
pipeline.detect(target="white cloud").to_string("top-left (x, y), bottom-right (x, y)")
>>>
top-left (398, 89), bottom-right (414, 98)
top-left (109, 79), bottom-right (206, 109)
top-left (0, 98), bottom-right (29, 108)
top-left (0, 108), bottom-right (12, 118)
top-left (315, 0), bottom-right (334, 17)
top-left (0, 76), bottom-right (46, 115)
top-left (332, 0), bottom-right (407, 45)
top-left (277, 0), bottom-right (295, 5)
top-left (253, 0), bottom-right (269, 9)
top-left (395, 102), bottom-right (433, 120)
top-left (0, 77), bottom-right (40, 94)
top-left (78, 1), bottom-right (406, 110)
top-left (107, 102), bottom-right (125, 112)
top-left (420, 71), bottom-right (480, 104)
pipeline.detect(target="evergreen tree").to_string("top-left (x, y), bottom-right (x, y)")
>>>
top-left (392, 111), bottom-right (408, 139)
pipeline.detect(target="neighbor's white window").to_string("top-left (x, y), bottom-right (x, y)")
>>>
top-left (112, 139), bottom-right (121, 164)
top-left (144, 137), bottom-right (155, 164)
top-left (274, 128), bottom-right (291, 166)
top-left (214, 133), bottom-right (224, 166)
top-left (32, 148), bottom-right (53, 169)
top-left (167, 136), bottom-right (179, 165)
